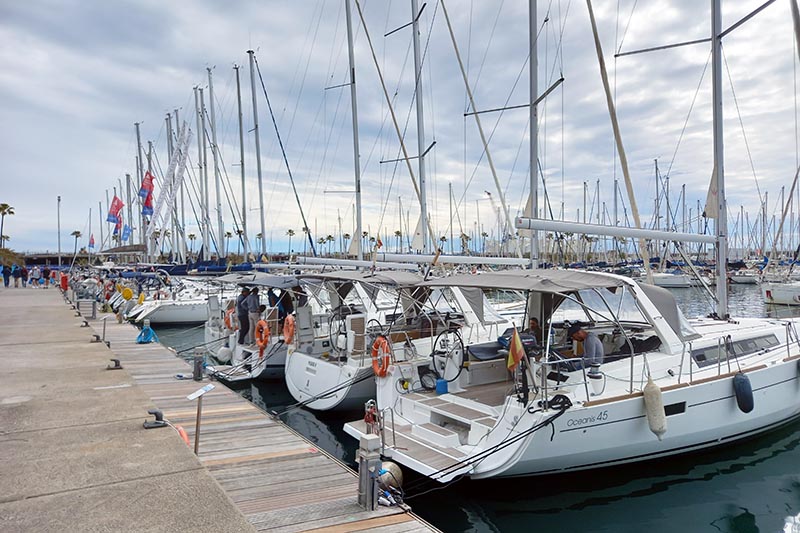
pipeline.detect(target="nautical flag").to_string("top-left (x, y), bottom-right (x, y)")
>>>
top-left (139, 171), bottom-right (155, 198)
top-left (376, 232), bottom-right (383, 249)
top-left (88, 234), bottom-right (95, 249)
top-left (121, 224), bottom-right (132, 242)
top-left (106, 196), bottom-right (124, 224)
top-left (142, 191), bottom-right (154, 216)
top-left (506, 326), bottom-right (524, 371)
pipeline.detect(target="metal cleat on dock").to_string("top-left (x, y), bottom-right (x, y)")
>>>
top-left (143, 409), bottom-right (168, 429)
top-left (107, 358), bottom-right (123, 370)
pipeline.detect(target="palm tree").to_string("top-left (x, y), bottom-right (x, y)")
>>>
top-left (343, 233), bottom-right (351, 255)
top-left (481, 231), bottom-right (489, 255)
top-left (439, 236), bottom-right (447, 251)
top-left (188, 233), bottom-right (196, 255)
top-left (0, 203), bottom-right (14, 248)
top-left (301, 226), bottom-right (309, 257)
top-left (325, 234), bottom-right (335, 256)
top-left (235, 229), bottom-right (244, 256)
top-left (286, 229), bottom-right (295, 257)
top-left (224, 231), bottom-right (233, 256)
top-left (362, 231), bottom-right (369, 253)
top-left (394, 230), bottom-right (402, 253)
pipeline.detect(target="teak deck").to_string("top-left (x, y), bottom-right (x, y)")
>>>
top-left (91, 310), bottom-right (437, 533)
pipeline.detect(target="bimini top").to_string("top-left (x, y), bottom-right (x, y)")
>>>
top-left (303, 270), bottom-right (422, 287)
top-left (220, 272), bottom-right (300, 290)
top-left (420, 269), bottom-right (628, 294)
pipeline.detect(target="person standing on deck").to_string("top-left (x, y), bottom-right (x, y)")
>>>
top-left (11, 264), bottom-right (21, 288)
top-left (31, 265), bottom-right (40, 288)
top-left (245, 287), bottom-right (260, 345)
top-left (20, 265), bottom-right (28, 288)
top-left (236, 287), bottom-right (251, 345)
top-left (42, 266), bottom-right (51, 289)
top-left (2, 264), bottom-right (10, 287)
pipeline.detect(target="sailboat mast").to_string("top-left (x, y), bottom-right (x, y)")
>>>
top-left (529, 0), bottom-right (539, 268)
top-left (711, 0), bottom-right (728, 317)
top-left (234, 65), bottom-right (249, 261)
top-left (411, 0), bottom-right (429, 254)
top-left (135, 122), bottom-right (144, 246)
top-left (194, 87), bottom-right (205, 259)
top-left (345, 0), bottom-right (363, 261)
top-left (207, 68), bottom-right (225, 258)
top-left (248, 50), bottom-right (267, 258)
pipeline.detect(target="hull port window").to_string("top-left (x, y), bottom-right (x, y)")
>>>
top-left (691, 334), bottom-right (779, 368)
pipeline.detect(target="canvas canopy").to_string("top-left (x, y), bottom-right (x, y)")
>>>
top-left (420, 269), bottom-right (627, 293)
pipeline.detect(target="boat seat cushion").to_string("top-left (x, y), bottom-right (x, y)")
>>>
top-left (468, 341), bottom-right (505, 361)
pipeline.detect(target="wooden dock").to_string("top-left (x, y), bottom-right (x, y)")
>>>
top-left (90, 300), bottom-right (437, 532)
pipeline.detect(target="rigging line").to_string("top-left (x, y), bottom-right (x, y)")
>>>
top-left (722, 46), bottom-right (764, 205)
top-left (469, 0), bottom-right (506, 96)
top-left (664, 50), bottom-right (711, 183)
top-left (200, 109), bottom-right (244, 238)
top-left (253, 54), bottom-right (318, 257)
top-left (615, 0), bottom-right (638, 55)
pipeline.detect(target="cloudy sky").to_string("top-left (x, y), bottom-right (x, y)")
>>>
top-left (1, 0), bottom-right (797, 255)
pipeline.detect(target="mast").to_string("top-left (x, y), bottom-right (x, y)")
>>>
top-left (207, 68), bottom-right (225, 258)
top-left (134, 122), bottom-right (144, 246)
top-left (147, 141), bottom-right (154, 261)
top-left (411, 0), bottom-right (429, 254)
top-left (57, 195), bottom-right (62, 268)
top-left (248, 50), bottom-right (267, 258)
top-left (125, 173), bottom-right (133, 247)
top-left (175, 108), bottom-right (186, 262)
top-left (166, 113), bottom-right (177, 260)
top-left (529, 0), bottom-right (539, 268)
top-left (345, 0), bottom-right (363, 261)
top-left (194, 87), bottom-right (206, 259)
top-left (711, 0), bottom-right (728, 317)
top-left (234, 65), bottom-right (249, 261)
top-left (98, 201), bottom-right (103, 252)
top-left (199, 88), bottom-right (211, 257)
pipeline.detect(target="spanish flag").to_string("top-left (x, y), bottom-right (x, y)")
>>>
top-left (507, 326), bottom-right (524, 371)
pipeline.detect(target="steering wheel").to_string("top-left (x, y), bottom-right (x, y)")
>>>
top-left (430, 329), bottom-right (465, 382)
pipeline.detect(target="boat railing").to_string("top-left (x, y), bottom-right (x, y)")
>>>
top-left (530, 356), bottom-right (596, 406)
top-left (378, 407), bottom-right (397, 455)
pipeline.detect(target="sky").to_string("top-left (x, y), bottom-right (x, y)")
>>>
top-left (1, 0), bottom-right (797, 255)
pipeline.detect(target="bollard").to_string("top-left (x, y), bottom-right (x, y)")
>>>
top-left (193, 348), bottom-right (204, 381)
top-left (357, 434), bottom-right (382, 511)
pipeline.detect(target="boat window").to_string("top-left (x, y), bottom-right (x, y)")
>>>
top-left (692, 334), bottom-right (780, 368)
top-left (551, 287), bottom-right (647, 326)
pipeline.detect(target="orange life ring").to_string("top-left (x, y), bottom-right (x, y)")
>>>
top-left (224, 308), bottom-right (238, 331)
top-left (175, 425), bottom-right (190, 446)
top-left (283, 315), bottom-right (296, 344)
top-left (371, 336), bottom-right (392, 377)
top-left (255, 319), bottom-right (270, 357)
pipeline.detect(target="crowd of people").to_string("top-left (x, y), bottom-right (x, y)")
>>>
top-left (1, 263), bottom-right (56, 289)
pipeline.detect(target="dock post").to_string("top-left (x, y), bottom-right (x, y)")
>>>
top-left (194, 394), bottom-right (203, 455)
top-left (357, 434), bottom-right (381, 511)
top-left (193, 348), bottom-right (204, 381)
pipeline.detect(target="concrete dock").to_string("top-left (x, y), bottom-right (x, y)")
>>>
top-left (0, 287), bottom-right (437, 532)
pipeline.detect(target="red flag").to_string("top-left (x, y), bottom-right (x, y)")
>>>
top-left (506, 326), bottom-right (524, 371)
top-left (107, 196), bottom-right (124, 223)
top-left (88, 234), bottom-right (95, 248)
top-left (139, 171), bottom-right (155, 198)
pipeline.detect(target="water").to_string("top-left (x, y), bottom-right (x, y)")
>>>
top-left (154, 283), bottom-right (800, 533)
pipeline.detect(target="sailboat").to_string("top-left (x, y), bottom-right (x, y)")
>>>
top-left (343, 0), bottom-right (800, 481)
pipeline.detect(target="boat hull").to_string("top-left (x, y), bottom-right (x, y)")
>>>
top-left (284, 349), bottom-right (375, 411)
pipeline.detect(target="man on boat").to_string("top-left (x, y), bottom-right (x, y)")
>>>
top-left (236, 287), bottom-right (251, 345)
top-left (567, 323), bottom-right (604, 368)
top-left (245, 287), bottom-right (260, 345)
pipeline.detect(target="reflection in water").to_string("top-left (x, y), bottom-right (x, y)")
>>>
top-left (155, 283), bottom-right (800, 533)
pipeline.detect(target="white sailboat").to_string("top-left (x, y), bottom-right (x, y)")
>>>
top-left (344, 0), bottom-right (800, 481)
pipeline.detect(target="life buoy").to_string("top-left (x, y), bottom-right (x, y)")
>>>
top-left (224, 308), bottom-right (238, 331)
top-left (283, 315), bottom-right (296, 344)
top-left (255, 319), bottom-right (270, 357)
top-left (371, 336), bottom-right (392, 377)
top-left (175, 425), bottom-right (190, 446)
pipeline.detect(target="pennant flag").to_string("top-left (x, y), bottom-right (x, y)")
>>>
top-left (376, 232), bottom-right (383, 249)
top-left (106, 195), bottom-right (124, 223)
top-left (88, 234), bottom-right (95, 249)
top-left (142, 191), bottom-right (154, 216)
top-left (121, 224), bottom-right (132, 242)
top-left (506, 326), bottom-right (524, 371)
top-left (139, 171), bottom-right (155, 198)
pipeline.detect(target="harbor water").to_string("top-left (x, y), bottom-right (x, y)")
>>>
top-left (155, 283), bottom-right (800, 533)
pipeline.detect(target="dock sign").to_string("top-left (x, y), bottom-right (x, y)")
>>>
top-left (187, 384), bottom-right (215, 401)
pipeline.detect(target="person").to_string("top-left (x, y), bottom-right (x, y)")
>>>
top-left (525, 317), bottom-right (542, 344)
top-left (11, 264), bottom-right (21, 288)
top-left (2, 263), bottom-right (10, 287)
top-left (43, 266), bottom-right (51, 289)
top-left (31, 265), bottom-right (41, 288)
top-left (20, 265), bottom-right (28, 288)
top-left (245, 287), bottom-right (260, 344)
top-left (568, 323), bottom-right (604, 367)
top-left (236, 287), bottom-right (251, 345)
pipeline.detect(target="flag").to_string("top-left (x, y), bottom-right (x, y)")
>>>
top-left (139, 171), bottom-right (155, 198)
top-left (106, 195), bottom-right (124, 223)
top-left (376, 232), bottom-right (383, 249)
top-left (88, 234), bottom-right (95, 249)
top-left (506, 326), bottom-right (524, 371)
top-left (121, 224), bottom-right (132, 242)
top-left (142, 191), bottom-right (154, 216)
